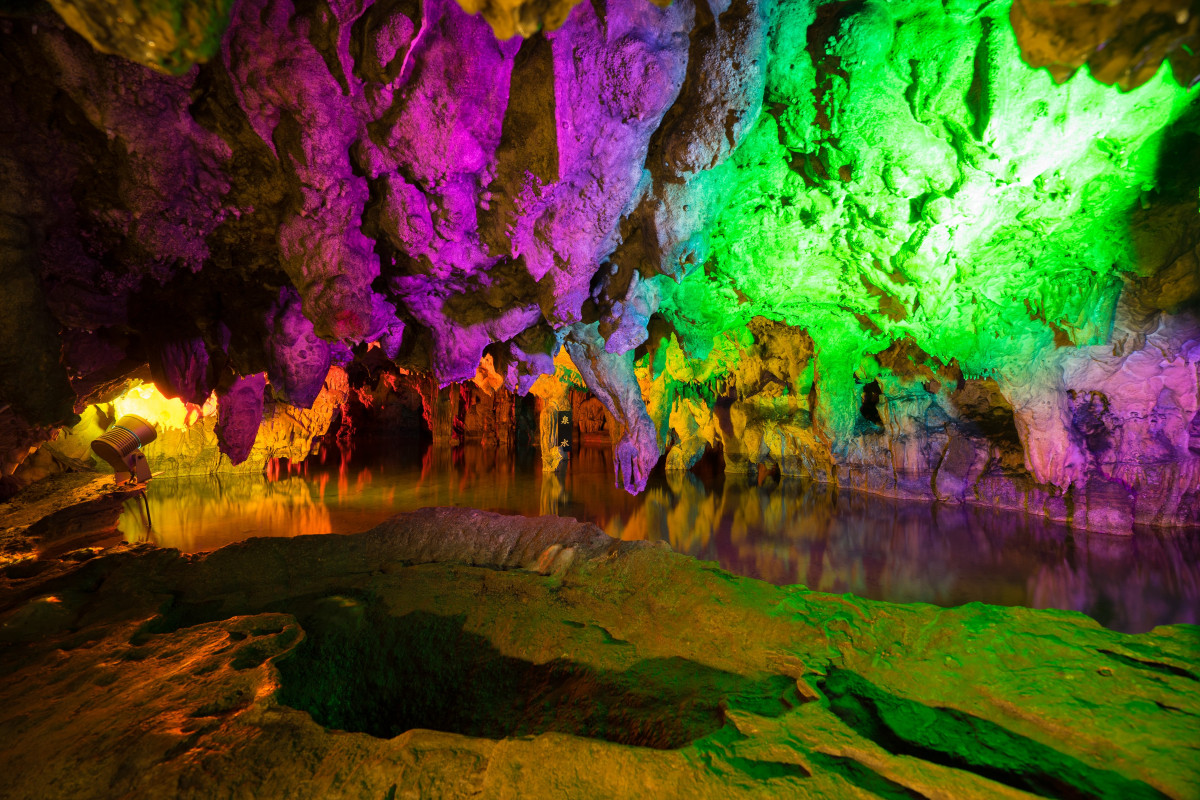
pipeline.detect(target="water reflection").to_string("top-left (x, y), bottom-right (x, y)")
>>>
top-left (120, 442), bottom-right (1200, 633)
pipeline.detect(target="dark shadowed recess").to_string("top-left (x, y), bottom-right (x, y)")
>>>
top-left (138, 591), bottom-right (804, 749)
top-left (272, 600), bottom-right (803, 748)
top-left (819, 667), bottom-right (1172, 800)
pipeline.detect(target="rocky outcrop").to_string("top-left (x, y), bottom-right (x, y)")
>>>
top-left (44, 0), bottom-right (237, 74)
top-left (0, 508), bottom-right (1196, 798)
top-left (1011, 0), bottom-right (1200, 90)
top-left (0, 473), bottom-right (136, 560)
top-left (644, 288), bottom-right (1200, 533)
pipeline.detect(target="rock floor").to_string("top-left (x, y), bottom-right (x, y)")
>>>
top-left (0, 508), bottom-right (1196, 799)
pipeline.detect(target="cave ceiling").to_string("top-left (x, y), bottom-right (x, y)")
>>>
top-left (0, 0), bottom-right (1197, 490)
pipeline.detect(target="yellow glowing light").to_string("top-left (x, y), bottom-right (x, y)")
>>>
top-left (112, 383), bottom-right (217, 431)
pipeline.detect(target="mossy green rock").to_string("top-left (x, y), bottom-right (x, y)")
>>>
top-left (0, 508), bottom-right (1195, 798)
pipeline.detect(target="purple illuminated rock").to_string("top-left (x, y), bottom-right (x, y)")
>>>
top-left (216, 373), bottom-right (266, 465)
top-left (500, 0), bottom-right (690, 326)
top-left (150, 337), bottom-right (212, 405)
top-left (224, 0), bottom-right (393, 344)
top-left (565, 323), bottom-right (659, 493)
top-left (493, 323), bottom-right (560, 395)
top-left (1, 0), bottom-right (712, 492)
top-left (264, 288), bottom-right (333, 409)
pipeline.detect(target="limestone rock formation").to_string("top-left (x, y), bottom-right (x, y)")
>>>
top-left (8, 368), bottom-right (348, 489)
top-left (43, 0), bottom-right (236, 74)
top-left (1011, 0), bottom-right (1200, 90)
top-left (0, 0), bottom-right (1197, 526)
top-left (565, 323), bottom-right (661, 493)
top-left (0, 509), bottom-right (1196, 798)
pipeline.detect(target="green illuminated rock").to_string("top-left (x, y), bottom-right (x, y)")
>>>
top-left (4, 0), bottom-right (1198, 527)
top-left (640, 0), bottom-right (1200, 529)
top-left (0, 509), bottom-right (1195, 798)
top-left (662, 0), bottom-right (1193, 405)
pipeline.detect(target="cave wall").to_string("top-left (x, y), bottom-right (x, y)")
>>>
top-left (0, 0), bottom-right (1197, 528)
top-left (16, 367), bottom-right (350, 483)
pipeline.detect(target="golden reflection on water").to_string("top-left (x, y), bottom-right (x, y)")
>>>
top-left (120, 442), bottom-right (1200, 633)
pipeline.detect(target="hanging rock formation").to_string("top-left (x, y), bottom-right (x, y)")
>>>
top-left (0, 0), bottom-right (1198, 528)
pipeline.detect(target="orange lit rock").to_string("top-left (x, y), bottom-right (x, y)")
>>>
top-left (0, 508), bottom-right (1195, 799)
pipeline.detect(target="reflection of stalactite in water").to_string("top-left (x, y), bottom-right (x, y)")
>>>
top-left (452, 446), bottom-right (466, 478)
top-left (122, 444), bottom-right (1200, 633)
top-left (422, 446), bottom-right (455, 485)
top-left (540, 471), bottom-right (566, 518)
top-left (338, 445), bottom-right (353, 502)
top-left (132, 474), bottom-right (333, 552)
top-left (572, 443), bottom-right (613, 475)
top-left (1029, 560), bottom-right (1090, 620)
top-left (656, 471), bottom-right (718, 552)
top-left (1028, 532), bottom-right (1200, 631)
top-left (356, 467), bottom-right (373, 494)
top-left (558, 445), bottom-right (646, 538)
top-left (119, 494), bottom-right (153, 543)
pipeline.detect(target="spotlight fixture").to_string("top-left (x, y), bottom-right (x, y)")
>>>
top-left (91, 414), bottom-right (158, 486)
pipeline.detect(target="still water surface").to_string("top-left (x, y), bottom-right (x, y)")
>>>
top-left (119, 442), bottom-right (1200, 634)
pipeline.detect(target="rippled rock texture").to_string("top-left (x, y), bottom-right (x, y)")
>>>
top-left (0, 0), bottom-right (1197, 522)
top-left (0, 508), bottom-right (1196, 798)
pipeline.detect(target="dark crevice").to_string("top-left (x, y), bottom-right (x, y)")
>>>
top-left (701, 752), bottom-right (811, 781)
top-left (1097, 649), bottom-right (1200, 683)
top-left (908, 192), bottom-right (931, 224)
top-left (1153, 100), bottom-right (1200, 203)
top-left (440, 256), bottom-right (540, 327)
top-left (294, 0), bottom-right (351, 95)
top-left (1070, 391), bottom-right (1114, 461)
top-left (644, 0), bottom-right (715, 183)
top-left (588, 0), bottom-right (607, 36)
top-left (859, 379), bottom-right (883, 427)
top-left (949, 380), bottom-right (1022, 447)
top-left (1188, 408), bottom-right (1200, 455)
top-left (819, 668), bottom-right (1172, 800)
top-left (966, 17), bottom-right (992, 140)
top-left (350, 0), bottom-right (420, 84)
top-left (807, 752), bottom-right (930, 800)
top-left (478, 31), bottom-right (558, 256)
top-left (805, 0), bottom-right (861, 134)
top-left (138, 593), bottom-right (805, 750)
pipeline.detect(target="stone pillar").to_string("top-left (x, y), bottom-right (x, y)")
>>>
top-left (414, 374), bottom-right (461, 446)
top-left (532, 376), bottom-right (570, 472)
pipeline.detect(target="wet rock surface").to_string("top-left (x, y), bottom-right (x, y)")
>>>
top-left (0, 508), bottom-right (1196, 799)
top-left (0, 472), bottom-right (136, 561)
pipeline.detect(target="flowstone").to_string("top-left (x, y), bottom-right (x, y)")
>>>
top-left (0, 508), bottom-right (1195, 799)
